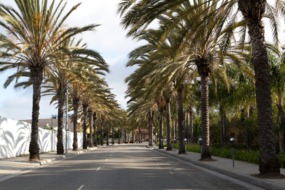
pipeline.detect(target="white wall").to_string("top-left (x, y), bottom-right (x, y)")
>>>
top-left (0, 116), bottom-right (83, 159)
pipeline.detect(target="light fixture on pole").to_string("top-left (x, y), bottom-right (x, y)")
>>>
top-left (198, 137), bottom-right (203, 154)
top-left (230, 137), bottom-right (235, 167)
top-left (65, 88), bottom-right (68, 154)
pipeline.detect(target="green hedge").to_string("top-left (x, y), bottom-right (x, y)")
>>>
top-left (172, 143), bottom-right (285, 168)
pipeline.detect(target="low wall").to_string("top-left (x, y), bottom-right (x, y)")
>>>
top-left (0, 116), bottom-right (83, 159)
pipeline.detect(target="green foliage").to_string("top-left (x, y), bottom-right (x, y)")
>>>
top-left (173, 143), bottom-right (285, 168)
top-left (279, 154), bottom-right (285, 168)
top-left (210, 147), bottom-right (260, 164)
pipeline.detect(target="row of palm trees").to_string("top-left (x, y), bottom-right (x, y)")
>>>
top-left (0, 0), bottom-right (124, 161)
top-left (119, 0), bottom-right (285, 176)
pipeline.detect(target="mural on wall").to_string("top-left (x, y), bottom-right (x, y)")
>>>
top-left (0, 116), bottom-right (83, 159)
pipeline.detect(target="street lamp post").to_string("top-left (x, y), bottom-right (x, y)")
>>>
top-left (198, 137), bottom-right (203, 154)
top-left (51, 115), bottom-right (57, 151)
top-left (230, 137), bottom-right (235, 167)
top-left (65, 88), bottom-right (68, 154)
top-left (184, 138), bottom-right (187, 152)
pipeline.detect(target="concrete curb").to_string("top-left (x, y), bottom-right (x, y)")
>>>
top-left (37, 147), bottom-right (98, 166)
top-left (155, 149), bottom-right (285, 190)
top-left (39, 155), bottom-right (66, 165)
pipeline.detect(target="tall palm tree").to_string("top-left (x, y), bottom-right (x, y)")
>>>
top-left (82, 99), bottom-right (89, 149)
top-left (126, 22), bottom-right (195, 153)
top-left (119, 0), bottom-right (284, 175)
top-left (88, 108), bottom-right (94, 147)
top-left (69, 78), bottom-right (82, 151)
top-left (42, 37), bottom-right (108, 154)
top-left (0, 0), bottom-right (96, 161)
top-left (223, 0), bottom-right (283, 175)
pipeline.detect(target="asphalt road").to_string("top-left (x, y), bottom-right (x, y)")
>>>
top-left (0, 144), bottom-right (265, 190)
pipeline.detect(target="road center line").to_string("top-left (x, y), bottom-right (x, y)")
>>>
top-left (77, 185), bottom-right (84, 190)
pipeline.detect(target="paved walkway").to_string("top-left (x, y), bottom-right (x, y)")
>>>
top-left (156, 148), bottom-right (285, 190)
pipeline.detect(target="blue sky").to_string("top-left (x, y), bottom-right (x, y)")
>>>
top-left (0, 0), bottom-right (140, 120)
top-left (0, 0), bottom-right (284, 120)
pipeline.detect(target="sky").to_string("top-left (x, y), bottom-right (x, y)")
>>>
top-left (0, 0), bottom-right (284, 120)
top-left (0, 0), bottom-right (140, 120)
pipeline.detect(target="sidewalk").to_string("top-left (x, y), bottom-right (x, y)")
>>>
top-left (156, 148), bottom-right (285, 190)
top-left (0, 147), bottom-right (97, 182)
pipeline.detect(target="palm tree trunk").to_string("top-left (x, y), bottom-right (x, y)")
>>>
top-left (177, 85), bottom-right (185, 154)
top-left (166, 98), bottom-right (172, 151)
top-left (122, 128), bottom-right (125, 143)
top-left (138, 126), bottom-right (141, 143)
top-left (132, 130), bottom-right (134, 143)
top-left (82, 102), bottom-right (88, 149)
top-left (101, 123), bottom-right (104, 145)
top-left (29, 68), bottom-right (43, 161)
top-left (189, 108), bottom-right (194, 143)
top-left (118, 128), bottom-right (121, 144)
top-left (172, 120), bottom-right (176, 142)
top-left (238, 0), bottom-right (280, 175)
top-left (93, 112), bottom-right (97, 146)
top-left (72, 96), bottom-right (79, 151)
top-left (57, 87), bottom-right (65, 155)
top-left (159, 108), bottom-right (164, 149)
top-left (277, 104), bottom-right (285, 153)
top-left (106, 126), bottom-right (109, 145)
top-left (148, 110), bottom-right (153, 146)
top-left (200, 75), bottom-right (211, 160)
top-left (88, 109), bottom-right (94, 147)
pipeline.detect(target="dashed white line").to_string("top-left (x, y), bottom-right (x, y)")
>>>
top-left (97, 167), bottom-right (101, 172)
top-left (169, 171), bottom-right (174, 175)
top-left (77, 185), bottom-right (84, 190)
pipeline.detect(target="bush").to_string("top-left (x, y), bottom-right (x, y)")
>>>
top-left (173, 143), bottom-right (285, 168)
top-left (279, 154), bottom-right (285, 168)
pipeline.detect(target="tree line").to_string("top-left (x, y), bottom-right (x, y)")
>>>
top-left (119, 0), bottom-right (285, 176)
top-left (0, 0), bottom-right (126, 162)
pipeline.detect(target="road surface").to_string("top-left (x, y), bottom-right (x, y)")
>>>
top-left (0, 144), bottom-right (265, 190)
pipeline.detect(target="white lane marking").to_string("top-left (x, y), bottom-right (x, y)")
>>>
top-left (169, 171), bottom-right (174, 175)
top-left (105, 159), bottom-right (108, 161)
top-left (77, 185), bottom-right (84, 190)
top-left (97, 167), bottom-right (101, 172)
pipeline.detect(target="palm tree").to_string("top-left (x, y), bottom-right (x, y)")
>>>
top-left (126, 23), bottom-right (196, 153)
top-left (70, 79), bottom-right (82, 151)
top-left (119, 0), bottom-right (284, 175)
top-left (93, 112), bottom-right (98, 146)
top-left (82, 99), bottom-right (89, 149)
top-left (223, 0), bottom-right (282, 175)
top-left (42, 37), bottom-right (108, 154)
top-left (88, 108), bottom-right (94, 147)
top-left (0, 0), bottom-right (96, 161)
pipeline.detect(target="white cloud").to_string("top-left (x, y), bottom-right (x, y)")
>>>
top-left (0, 0), bottom-right (136, 120)
top-left (2, 0), bottom-right (284, 120)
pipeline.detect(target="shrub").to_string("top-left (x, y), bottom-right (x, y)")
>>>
top-left (173, 143), bottom-right (285, 168)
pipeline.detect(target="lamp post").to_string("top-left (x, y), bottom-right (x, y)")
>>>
top-left (65, 88), bottom-right (68, 154)
top-left (101, 126), bottom-right (104, 146)
top-left (51, 115), bottom-right (57, 151)
top-left (230, 137), bottom-right (235, 167)
top-left (184, 138), bottom-right (187, 152)
top-left (198, 137), bottom-right (203, 154)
